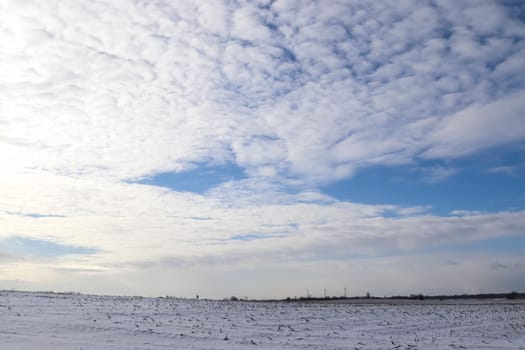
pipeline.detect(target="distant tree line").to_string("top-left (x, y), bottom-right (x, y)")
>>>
top-left (276, 291), bottom-right (524, 302)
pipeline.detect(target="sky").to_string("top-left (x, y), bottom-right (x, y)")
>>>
top-left (0, 0), bottom-right (524, 299)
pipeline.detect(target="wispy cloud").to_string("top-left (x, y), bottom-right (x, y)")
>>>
top-left (486, 165), bottom-right (523, 177)
top-left (418, 165), bottom-right (459, 184)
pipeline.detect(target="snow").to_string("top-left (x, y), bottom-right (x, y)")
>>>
top-left (1, 291), bottom-right (524, 349)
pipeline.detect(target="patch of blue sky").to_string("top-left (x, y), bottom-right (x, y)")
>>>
top-left (507, 1), bottom-right (525, 21)
top-left (189, 217), bottom-right (214, 221)
top-left (6, 212), bottom-right (66, 219)
top-left (320, 146), bottom-right (525, 216)
top-left (229, 233), bottom-right (268, 241)
top-left (229, 233), bottom-right (288, 241)
top-left (0, 236), bottom-right (98, 257)
top-left (137, 162), bottom-right (247, 194)
top-left (280, 46), bottom-right (297, 63)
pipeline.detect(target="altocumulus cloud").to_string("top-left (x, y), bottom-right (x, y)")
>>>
top-left (0, 0), bottom-right (524, 298)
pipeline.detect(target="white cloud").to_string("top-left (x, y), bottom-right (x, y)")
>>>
top-left (1, 0), bottom-right (524, 182)
top-left (418, 165), bottom-right (459, 184)
top-left (1, 170), bottom-right (524, 264)
top-left (1, 168), bottom-right (524, 296)
top-left (422, 91), bottom-right (525, 159)
top-left (486, 165), bottom-right (522, 177)
top-left (1, 0), bottom-right (525, 296)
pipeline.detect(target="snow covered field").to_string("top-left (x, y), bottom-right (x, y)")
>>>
top-left (1, 291), bottom-right (524, 350)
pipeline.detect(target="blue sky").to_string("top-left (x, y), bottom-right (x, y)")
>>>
top-left (0, 236), bottom-right (97, 258)
top-left (0, 0), bottom-right (524, 298)
top-left (137, 163), bottom-right (247, 194)
top-left (322, 147), bottom-right (525, 216)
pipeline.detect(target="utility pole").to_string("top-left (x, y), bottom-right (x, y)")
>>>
top-left (344, 288), bottom-right (347, 298)
top-left (324, 289), bottom-right (327, 298)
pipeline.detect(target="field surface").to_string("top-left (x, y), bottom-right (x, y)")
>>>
top-left (1, 291), bottom-right (524, 349)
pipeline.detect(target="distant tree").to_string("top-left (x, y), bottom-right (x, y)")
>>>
top-left (230, 296), bottom-right (238, 301)
top-left (507, 291), bottom-right (518, 300)
top-left (410, 294), bottom-right (425, 300)
top-left (365, 291), bottom-right (370, 299)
